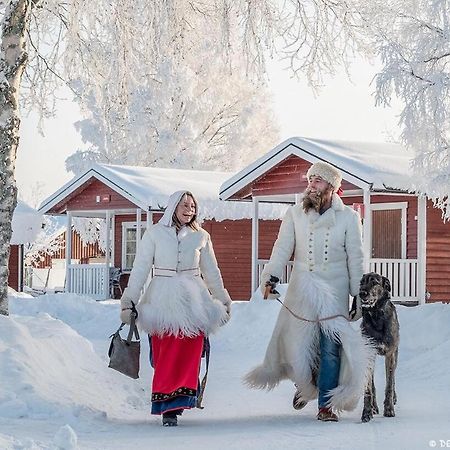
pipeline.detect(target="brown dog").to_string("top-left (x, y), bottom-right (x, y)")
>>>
top-left (358, 272), bottom-right (400, 423)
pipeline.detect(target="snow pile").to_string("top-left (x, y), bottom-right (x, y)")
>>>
top-left (1, 292), bottom-right (449, 449)
top-left (11, 201), bottom-right (43, 245)
top-left (9, 293), bottom-right (119, 341)
top-left (0, 296), bottom-right (148, 424)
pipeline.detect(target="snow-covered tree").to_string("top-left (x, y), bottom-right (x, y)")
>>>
top-left (0, 0), bottom-right (39, 315)
top-left (64, 1), bottom-right (364, 174)
top-left (24, 216), bottom-right (65, 268)
top-left (66, 59), bottom-right (279, 173)
top-left (359, 0), bottom-right (450, 218)
top-left (0, 0), bottom-right (370, 315)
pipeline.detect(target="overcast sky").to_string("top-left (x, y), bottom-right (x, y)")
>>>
top-left (16, 56), bottom-right (403, 207)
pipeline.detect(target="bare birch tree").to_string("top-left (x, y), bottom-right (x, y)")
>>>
top-left (0, 0), bottom-right (39, 315)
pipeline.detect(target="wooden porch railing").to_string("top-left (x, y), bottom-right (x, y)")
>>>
top-left (68, 264), bottom-right (108, 299)
top-left (369, 258), bottom-right (418, 301)
top-left (257, 258), bottom-right (419, 303)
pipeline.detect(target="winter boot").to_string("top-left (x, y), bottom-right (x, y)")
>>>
top-left (317, 407), bottom-right (339, 422)
top-left (162, 410), bottom-right (181, 427)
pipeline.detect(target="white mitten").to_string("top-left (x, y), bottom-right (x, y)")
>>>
top-left (120, 296), bottom-right (135, 324)
top-left (221, 290), bottom-right (232, 325)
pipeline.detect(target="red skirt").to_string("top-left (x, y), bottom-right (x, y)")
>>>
top-left (151, 333), bottom-right (204, 415)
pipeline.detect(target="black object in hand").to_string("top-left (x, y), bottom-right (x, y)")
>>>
top-left (349, 296), bottom-right (358, 319)
top-left (264, 275), bottom-right (280, 299)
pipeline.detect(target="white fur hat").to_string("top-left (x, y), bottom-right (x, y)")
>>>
top-left (306, 161), bottom-right (342, 191)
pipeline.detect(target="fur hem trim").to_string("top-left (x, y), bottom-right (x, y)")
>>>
top-left (136, 275), bottom-right (228, 337)
top-left (243, 364), bottom-right (291, 390)
top-left (243, 271), bottom-right (375, 412)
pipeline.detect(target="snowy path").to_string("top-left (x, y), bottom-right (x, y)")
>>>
top-left (1, 294), bottom-right (449, 450)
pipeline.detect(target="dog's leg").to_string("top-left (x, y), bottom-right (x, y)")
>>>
top-left (393, 347), bottom-right (398, 405)
top-left (371, 375), bottom-right (379, 415)
top-left (361, 368), bottom-right (375, 422)
top-left (383, 351), bottom-right (397, 417)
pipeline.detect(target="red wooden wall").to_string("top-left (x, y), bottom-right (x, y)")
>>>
top-left (8, 245), bottom-right (20, 291)
top-left (114, 213), bottom-right (281, 300)
top-left (425, 200), bottom-right (450, 303)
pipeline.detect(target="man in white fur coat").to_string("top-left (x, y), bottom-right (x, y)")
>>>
top-left (244, 161), bottom-right (372, 422)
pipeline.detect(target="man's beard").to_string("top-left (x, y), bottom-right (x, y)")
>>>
top-left (302, 187), bottom-right (329, 213)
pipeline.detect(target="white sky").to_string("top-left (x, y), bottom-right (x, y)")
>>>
top-left (16, 56), bottom-right (403, 206)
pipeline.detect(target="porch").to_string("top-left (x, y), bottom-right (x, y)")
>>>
top-left (249, 191), bottom-right (427, 305)
top-left (62, 208), bottom-right (153, 300)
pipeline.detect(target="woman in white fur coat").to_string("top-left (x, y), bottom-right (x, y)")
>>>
top-left (244, 161), bottom-right (372, 422)
top-left (120, 190), bottom-right (231, 427)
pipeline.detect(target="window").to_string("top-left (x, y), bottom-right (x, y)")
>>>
top-left (121, 222), bottom-right (146, 271)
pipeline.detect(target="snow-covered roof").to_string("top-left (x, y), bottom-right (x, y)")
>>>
top-left (39, 163), bottom-right (288, 221)
top-left (11, 201), bottom-right (42, 245)
top-left (220, 137), bottom-right (416, 201)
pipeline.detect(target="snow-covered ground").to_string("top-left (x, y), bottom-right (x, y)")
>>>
top-left (1, 291), bottom-right (449, 450)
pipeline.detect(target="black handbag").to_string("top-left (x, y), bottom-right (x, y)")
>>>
top-left (108, 312), bottom-right (140, 379)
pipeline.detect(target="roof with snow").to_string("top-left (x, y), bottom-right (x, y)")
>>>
top-left (220, 137), bottom-right (416, 201)
top-left (38, 163), bottom-right (288, 221)
top-left (11, 201), bottom-right (42, 245)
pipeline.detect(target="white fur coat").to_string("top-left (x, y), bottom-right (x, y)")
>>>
top-left (244, 194), bottom-right (373, 412)
top-left (122, 222), bottom-right (230, 337)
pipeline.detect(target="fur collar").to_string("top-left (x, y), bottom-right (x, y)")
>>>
top-left (305, 193), bottom-right (345, 229)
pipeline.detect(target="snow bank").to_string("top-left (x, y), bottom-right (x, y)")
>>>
top-left (0, 296), bottom-right (149, 423)
top-left (9, 293), bottom-right (120, 341)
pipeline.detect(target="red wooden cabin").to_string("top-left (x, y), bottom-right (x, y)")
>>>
top-left (220, 137), bottom-right (450, 304)
top-left (38, 164), bottom-right (285, 300)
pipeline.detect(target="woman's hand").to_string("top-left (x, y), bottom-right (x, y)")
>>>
top-left (120, 297), bottom-right (138, 324)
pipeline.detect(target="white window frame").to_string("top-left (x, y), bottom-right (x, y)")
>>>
top-left (370, 202), bottom-right (408, 259)
top-left (121, 221), bottom-right (147, 272)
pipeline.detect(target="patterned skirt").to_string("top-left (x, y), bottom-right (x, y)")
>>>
top-left (150, 333), bottom-right (204, 415)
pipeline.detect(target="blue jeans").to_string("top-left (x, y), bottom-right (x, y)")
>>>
top-left (318, 329), bottom-right (341, 408)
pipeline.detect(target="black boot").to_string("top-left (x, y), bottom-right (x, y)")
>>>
top-left (162, 409), bottom-right (182, 427)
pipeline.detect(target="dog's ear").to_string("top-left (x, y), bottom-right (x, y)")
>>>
top-left (382, 276), bottom-right (391, 293)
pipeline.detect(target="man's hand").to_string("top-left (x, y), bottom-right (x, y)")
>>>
top-left (263, 275), bottom-right (280, 300)
top-left (349, 295), bottom-right (362, 321)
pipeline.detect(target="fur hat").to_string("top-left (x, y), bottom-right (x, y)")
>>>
top-left (306, 161), bottom-right (342, 191)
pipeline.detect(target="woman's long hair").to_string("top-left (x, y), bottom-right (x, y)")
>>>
top-left (172, 192), bottom-right (200, 232)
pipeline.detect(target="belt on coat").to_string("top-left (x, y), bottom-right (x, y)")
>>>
top-left (153, 267), bottom-right (200, 277)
